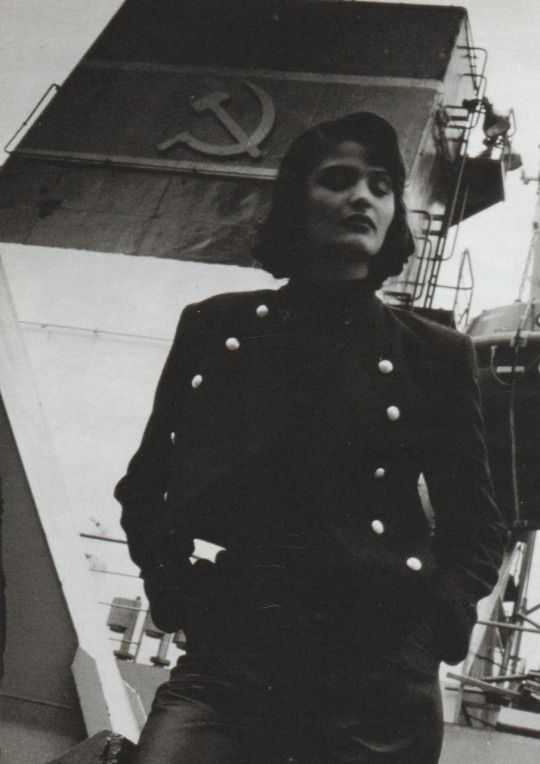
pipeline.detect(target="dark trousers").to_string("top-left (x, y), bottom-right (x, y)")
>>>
top-left (133, 623), bottom-right (443, 764)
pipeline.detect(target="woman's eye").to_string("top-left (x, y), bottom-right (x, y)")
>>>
top-left (315, 166), bottom-right (358, 191)
top-left (314, 167), bottom-right (393, 196)
top-left (371, 174), bottom-right (393, 196)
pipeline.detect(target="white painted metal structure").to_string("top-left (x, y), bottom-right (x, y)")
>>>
top-left (0, 254), bottom-right (140, 742)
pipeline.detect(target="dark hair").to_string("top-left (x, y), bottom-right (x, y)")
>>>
top-left (253, 112), bottom-right (416, 286)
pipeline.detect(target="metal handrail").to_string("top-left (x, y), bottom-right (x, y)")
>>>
top-left (451, 534), bottom-right (540, 728)
top-left (457, 43), bottom-right (488, 95)
top-left (405, 209), bottom-right (435, 303)
top-left (4, 83), bottom-right (60, 154)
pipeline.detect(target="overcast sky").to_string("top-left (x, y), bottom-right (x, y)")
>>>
top-left (1, 0), bottom-right (539, 316)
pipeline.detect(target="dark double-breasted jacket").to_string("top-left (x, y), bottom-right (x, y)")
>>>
top-left (115, 282), bottom-right (506, 664)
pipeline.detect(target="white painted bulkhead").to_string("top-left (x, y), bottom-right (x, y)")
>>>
top-left (0, 242), bottom-right (281, 757)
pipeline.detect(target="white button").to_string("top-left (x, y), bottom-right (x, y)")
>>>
top-left (371, 519), bottom-right (385, 535)
top-left (225, 337), bottom-right (240, 351)
top-left (191, 374), bottom-right (203, 388)
top-left (378, 359), bottom-right (394, 374)
top-left (170, 432), bottom-right (175, 444)
top-left (386, 405), bottom-right (400, 421)
top-left (256, 304), bottom-right (269, 317)
top-left (406, 557), bottom-right (423, 572)
top-left (374, 467), bottom-right (386, 479)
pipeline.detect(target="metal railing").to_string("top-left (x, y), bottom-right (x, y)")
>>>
top-left (447, 533), bottom-right (540, 733)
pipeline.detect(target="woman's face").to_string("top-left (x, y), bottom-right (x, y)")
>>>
top-left (303, 140), bottom-right (396, 280)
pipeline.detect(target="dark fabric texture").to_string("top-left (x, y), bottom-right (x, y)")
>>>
top-left (115, 282), bottom-right (506, 667)
top-left (116, 281), bottom-right (506, 762)
top-left (133, 639), bottom-right (444, 764)
top-left (141, 558), bottom-right (194, 633)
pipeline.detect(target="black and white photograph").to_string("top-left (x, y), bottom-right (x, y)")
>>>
top-left (0, 1), bottom-right (539, 762)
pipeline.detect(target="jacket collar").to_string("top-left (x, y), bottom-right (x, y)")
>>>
top-left (279, 277), bottom-right (377, 307)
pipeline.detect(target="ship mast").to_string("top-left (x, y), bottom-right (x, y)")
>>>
top-left (505, 157), bottom-right (540, 674)
top-left (450, 155), bottom-right (540, 734)
top-left (520, 157), bottom-right (540, 302)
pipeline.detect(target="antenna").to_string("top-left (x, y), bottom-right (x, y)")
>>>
top-left (520, 151), bottom-right (540, 302)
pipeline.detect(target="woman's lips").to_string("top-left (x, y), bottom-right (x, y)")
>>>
top-left (340, 215), bottom-right (375, 232)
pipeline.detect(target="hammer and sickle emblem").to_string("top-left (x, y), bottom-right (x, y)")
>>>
top-left (157, 80), bottom-right (275, 158)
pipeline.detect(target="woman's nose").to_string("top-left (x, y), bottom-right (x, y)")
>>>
top-left (348, 177), bottom-right (372, 205)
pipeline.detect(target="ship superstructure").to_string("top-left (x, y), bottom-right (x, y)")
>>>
top-left (0, 2), bottom-right (536, 762)
top-left (449, 164), bottom-right (540, 738)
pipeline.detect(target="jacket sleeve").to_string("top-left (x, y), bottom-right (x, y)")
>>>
top-left (422, 334), bottom-right (508, 663)
top-left (114, 303), bottom-right (203, 573)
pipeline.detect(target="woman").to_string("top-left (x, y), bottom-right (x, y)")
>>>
top-left (115, 112), bottom-right (506, 763)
